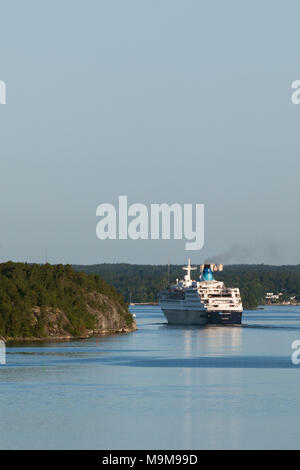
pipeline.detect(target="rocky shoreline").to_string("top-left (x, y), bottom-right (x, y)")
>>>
top-left (3, 322), bottom-right (137, 343)
top-left (1, 290), bottom-right (137, 343)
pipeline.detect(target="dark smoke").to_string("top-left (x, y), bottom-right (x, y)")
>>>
top-left (205, 240), bottom-right (281, 265)
top-left (205, 244), bottom-right (251, 264)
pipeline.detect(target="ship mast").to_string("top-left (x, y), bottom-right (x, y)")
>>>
top-left (183, 258), bottom-right (197, 281)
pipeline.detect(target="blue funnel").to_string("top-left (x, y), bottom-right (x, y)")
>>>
top-left (203, 265), bottom-right (214, 281)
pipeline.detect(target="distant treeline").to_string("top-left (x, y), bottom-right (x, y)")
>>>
top-left (73, 263), bottom-right (300, 309)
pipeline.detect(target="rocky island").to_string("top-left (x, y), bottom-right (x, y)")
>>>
top-left (0, 262), bottom-right (137, 341)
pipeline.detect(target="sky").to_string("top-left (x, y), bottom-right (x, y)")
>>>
top-left (0, 0), bottom-right (300, 265)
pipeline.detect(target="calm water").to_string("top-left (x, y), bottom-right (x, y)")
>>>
top-left (1, 305), bottom-right (300, 450)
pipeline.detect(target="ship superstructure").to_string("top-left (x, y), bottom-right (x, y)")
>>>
top-left (158, 259), bottom-right (243, 325)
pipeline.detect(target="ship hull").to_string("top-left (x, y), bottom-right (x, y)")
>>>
top-left (161, 308), bottom-right (207, 325)
top-left (160, 306), bottom-right (242, 326)
top-left (207, 311), bottom-right (242, 325)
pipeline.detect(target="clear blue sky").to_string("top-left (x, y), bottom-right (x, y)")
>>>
top-left (0, 0), bottom-right (299, 265)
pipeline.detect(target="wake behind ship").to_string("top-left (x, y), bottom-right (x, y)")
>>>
top-left (158, 260), bottom-right (243, 325)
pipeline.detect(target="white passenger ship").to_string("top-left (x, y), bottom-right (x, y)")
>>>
top-left (158, 259), bottom-right (243, 325)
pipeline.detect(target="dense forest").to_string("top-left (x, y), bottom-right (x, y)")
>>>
top-left (0, 262), bottom-right (134, 340)
top-left (73, 263), bottom-right (300, 309)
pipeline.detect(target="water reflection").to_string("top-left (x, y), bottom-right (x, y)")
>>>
top-left (199, 326), bottom-right (242, 355)
top-left (183, 330), bottom-right (192, 448)
top-left (1, 306), bottom-right (300, 449)
top-left (181, 328), bottom-right (243, 449)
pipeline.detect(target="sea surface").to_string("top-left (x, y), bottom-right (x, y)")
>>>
top-left (1, 305), bottom-right (300, 450)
